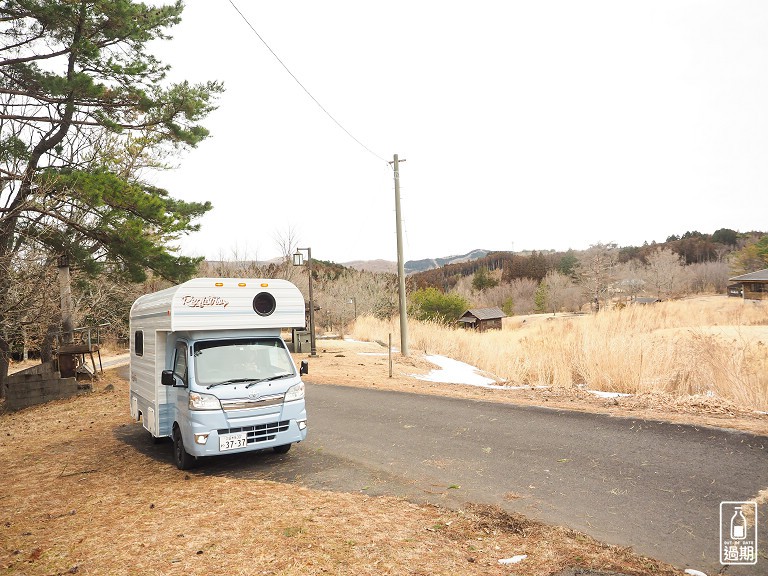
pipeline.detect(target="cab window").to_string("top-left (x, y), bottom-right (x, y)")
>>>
top-left (173, 342), bottom-right (189, 386)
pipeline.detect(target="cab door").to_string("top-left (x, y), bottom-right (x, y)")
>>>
top-left (167, 340), bottom-right (191, 434)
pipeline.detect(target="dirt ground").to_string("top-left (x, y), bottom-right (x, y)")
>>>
top-left (300, 337), bottom-right (768, 437)
top-left (1, 338), bottom-right (763, 575)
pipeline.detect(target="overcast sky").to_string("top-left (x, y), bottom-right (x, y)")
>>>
top-left (150, 1), bottom-right (768, 264)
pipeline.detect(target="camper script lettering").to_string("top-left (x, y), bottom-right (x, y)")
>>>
top-left (181, 295), bottom-right (230, 309)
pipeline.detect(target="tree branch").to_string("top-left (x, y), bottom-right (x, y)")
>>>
top-left (0, 46), bottom-right (72, 68)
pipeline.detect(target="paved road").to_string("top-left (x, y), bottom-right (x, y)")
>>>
top-left (297, 385), bottom-right (768, 573)
top-left (119, 372), bottom-right (768, 573)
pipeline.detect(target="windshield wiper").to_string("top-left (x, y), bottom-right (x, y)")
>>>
top-left (206, 378), bottom-right (255, 390)
top-left (245, 373), bottom-right (293, 388)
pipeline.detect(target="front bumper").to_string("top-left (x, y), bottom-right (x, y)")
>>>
top-left (184, 401), bottom-right (307, 457)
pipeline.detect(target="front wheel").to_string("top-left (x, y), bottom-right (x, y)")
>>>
top-left (173, 426), bottom-right (195, 470)
top-left (273, 444), bottom-right (291, 454)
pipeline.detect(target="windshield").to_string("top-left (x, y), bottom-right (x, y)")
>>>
top-left (193, 338), bottom-right (295, 386)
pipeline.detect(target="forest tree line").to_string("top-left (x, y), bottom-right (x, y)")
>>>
top-left (7, 228), bottom-right (767, 369)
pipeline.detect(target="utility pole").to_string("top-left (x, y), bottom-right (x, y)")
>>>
top-left (391, 154), bottom-right (409, 356)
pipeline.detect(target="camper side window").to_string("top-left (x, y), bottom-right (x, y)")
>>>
top-left (173, 343), bottom-right (189, 386)
top-left (134, 331), bottom-right (144, 357)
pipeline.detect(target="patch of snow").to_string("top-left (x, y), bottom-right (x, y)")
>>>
top-left (683, 569), bottom-right (707, 576)
top-left (587, 390), bottom-right (632, 399)
top-left (498, 555), bottom-right (527, 564)
top-left (413, 355), bottom-right (508, 388)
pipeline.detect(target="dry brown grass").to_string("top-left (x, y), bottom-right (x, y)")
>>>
top-left (352, 295), bottom-right (768, 411)
top-left (303, 338), bottom-right (767, 436)
top-left (0, 371), bottom-right (681, 576)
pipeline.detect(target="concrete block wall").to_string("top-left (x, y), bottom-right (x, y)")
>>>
top-left (4, 361), bottom-right (80, 411)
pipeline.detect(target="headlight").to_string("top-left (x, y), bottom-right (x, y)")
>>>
top-left (189, 391), bottom-right (221, 411)
top-left (284, 382), bottom-right (305, 402)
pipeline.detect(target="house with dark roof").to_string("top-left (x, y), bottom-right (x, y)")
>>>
top-left (458, 307), bottom-right (505, 331)
top-left (728, 269), bottom-right (768, 300)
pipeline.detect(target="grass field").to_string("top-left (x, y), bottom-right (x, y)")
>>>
top-left (352, 295), bottom-right (768, 411)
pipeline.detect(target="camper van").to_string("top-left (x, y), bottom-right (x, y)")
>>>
top-left (129, 278), bottom-right (308, 469)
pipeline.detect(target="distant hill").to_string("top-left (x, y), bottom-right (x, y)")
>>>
top-left (404, 249), bottom-right (491, 274)
top-left (343, 259), bottom-right (397, 273)
top-left (343, 249), bottom-right (493, 275)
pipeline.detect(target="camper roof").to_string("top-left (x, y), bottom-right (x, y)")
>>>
top-left (130, 278), bottom-right (306, 331)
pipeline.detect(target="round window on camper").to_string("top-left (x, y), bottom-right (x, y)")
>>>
top-left (252, 292), bottom-right (276, 316)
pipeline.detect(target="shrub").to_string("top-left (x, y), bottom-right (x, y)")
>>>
top-left (409, 288), bottom-right (468, 324)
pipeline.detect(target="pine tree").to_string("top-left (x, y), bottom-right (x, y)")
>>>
top-left (0, 1), bottom-right (223, 386)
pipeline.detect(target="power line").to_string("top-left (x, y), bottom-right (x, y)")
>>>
top-left (227, 0), bottom-right (389, 164)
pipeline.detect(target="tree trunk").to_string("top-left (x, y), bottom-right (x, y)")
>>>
top-left (0, 333), bottom-right (10, 400)
top-left (58, 259), bottom-right (74, 343)
top-left (41, 322), bottom-right (58, 364)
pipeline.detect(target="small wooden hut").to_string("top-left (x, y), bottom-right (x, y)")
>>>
top-left (458, 307), bottom-right (505, 331)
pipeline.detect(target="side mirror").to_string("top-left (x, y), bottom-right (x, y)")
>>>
top-left (300, 360), bottom-right (309, 376)
top-left (161, 370), bottom-right (175, 386)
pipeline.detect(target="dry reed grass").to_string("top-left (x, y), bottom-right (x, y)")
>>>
top-left (352, 296), bottom-right (768, 411)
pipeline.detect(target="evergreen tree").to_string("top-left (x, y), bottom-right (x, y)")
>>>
top-left (0, 1), bottom-right (223, 385)
top-left (557, 250), bottom-right (578, 276)
top-left (711, 228), bottom-right (738, 246)
top-left (732, 235), bottom-right (768, 273)
top-left (534, 281), bottom-right (547, 313)
top-left (409, 288), bottom-right (468, 324)
top-left (472, 266), bottom-right (499, 291)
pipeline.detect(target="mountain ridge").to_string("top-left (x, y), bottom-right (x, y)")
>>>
top-left (342, 249), bottom-right (493, 275)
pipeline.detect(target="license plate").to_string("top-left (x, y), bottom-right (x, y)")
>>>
top-left (219, 432), bottom-right (248, 451)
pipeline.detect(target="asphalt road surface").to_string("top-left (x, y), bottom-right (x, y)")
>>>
top-left (119, 370), bottom-right (768, 574)
top-left (297, 385), bottom-right (768, 574)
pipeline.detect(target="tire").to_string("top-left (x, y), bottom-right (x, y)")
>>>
top-left (172, 426), bottom-right (195, 470)
top-left (273, 444), bottom-right (291, 454)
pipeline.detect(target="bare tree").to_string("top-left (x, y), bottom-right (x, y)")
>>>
top-left (686, 260), bottom-right (730, 294)
top-left (313, 269), bottom-right (398, 333)
top-left (615, 260), bottom-right (645, 302)
top-left (272, 225), bottom-right (302, 282)
top-left (274, 225), bottom-right (300, 261)
top-left (543, 270), bottom-right (575, 314)
top-left (643, 248), bottom-right (686, 299)
top-left (575, 243), bottom-right (618, 311)
top-left (504, 278), bottom-right (539, 315)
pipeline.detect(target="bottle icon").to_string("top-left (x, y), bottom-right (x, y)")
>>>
top-left (731, 507), bottom-right (747, 540)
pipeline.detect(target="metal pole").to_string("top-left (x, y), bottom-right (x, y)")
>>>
top-left (393, 154), bottom-right (409, 356)
top-left (306, 247), bottom-right (317, 357)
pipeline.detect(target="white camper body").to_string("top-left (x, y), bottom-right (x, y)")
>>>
top-left (129, 278), bottom-right (308, 469)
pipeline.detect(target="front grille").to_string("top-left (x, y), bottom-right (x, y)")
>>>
top-left (218, 420), bottom-right (290, 444)
top-left (220, 394), bottom-right (284, 411)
